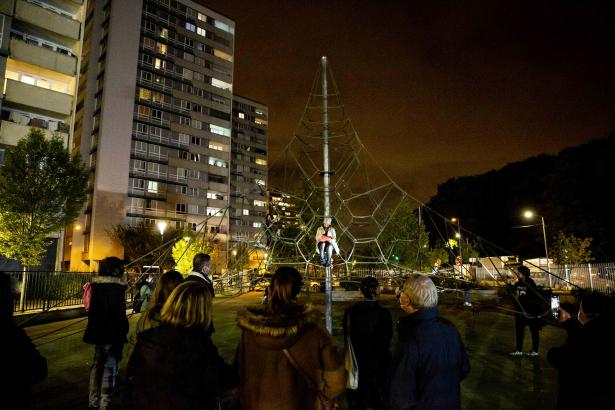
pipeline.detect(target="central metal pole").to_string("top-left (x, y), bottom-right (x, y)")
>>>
top-left (322, 56), bottom-right (333, 333)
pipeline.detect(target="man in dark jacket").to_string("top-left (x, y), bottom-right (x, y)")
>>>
top-left (0, 272), bottom-right (47, 410)
top-left (83, 257), bottom-right (129, 410)
top-left (386, 274), bottom-right (470, 410)
top-left (185, 253), bottom-right (215, 297)
top-left (509, 265), bottom-right (545, 356)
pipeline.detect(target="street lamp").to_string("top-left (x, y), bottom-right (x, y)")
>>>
top-left (451, 218), bottom-right (463, 272)
top-left (523, 210), bottom-right (550, 275)
top-left (156, 220), bottom-right (168, 242)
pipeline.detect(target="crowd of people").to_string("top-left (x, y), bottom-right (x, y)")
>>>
top-left (2, 256), bottom-right (615, 409)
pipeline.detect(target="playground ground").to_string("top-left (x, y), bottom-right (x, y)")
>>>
top-left (25, 290), bottom-right (566, 409)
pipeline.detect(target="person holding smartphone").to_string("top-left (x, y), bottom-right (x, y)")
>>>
top-left (547, 292), bottom-right (615, 409)
top-left (508, 265), bottom-right (544, 357)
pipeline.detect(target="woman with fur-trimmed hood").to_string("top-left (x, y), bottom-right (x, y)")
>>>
top-left (235, 266), bottom-right (345, 410)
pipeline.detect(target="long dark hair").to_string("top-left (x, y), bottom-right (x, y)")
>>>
top-left (268, 267), bottom-right (302, 314)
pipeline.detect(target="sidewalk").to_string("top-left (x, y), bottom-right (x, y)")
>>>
top-left (27, 291), bottom-right (564, 409)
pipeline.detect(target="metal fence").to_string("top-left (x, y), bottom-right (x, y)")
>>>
top-left (6, 271), bottom-right (94, 313)
top-left (474, 262), bottom-right (615, 293)
top-left (8, 262), bottom-right (615, 313)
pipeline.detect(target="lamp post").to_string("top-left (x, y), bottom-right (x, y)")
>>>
top-left (157, 220), bottom-right (168, 242)
top-left (451, 217), bottom-right (463, 275)
top-left (523, 210), bottom-right (551, 286)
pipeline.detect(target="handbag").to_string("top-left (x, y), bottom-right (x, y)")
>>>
top-left (345, 315), bottom-right (359, 390)
top-left (282, 348), bottom-right (340, 410)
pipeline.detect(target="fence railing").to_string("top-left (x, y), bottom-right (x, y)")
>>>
top-left (6, 271), bottom-right (94, 313)
top-left (474, 262), bottom-right (615, 293)
top-left (8, 262), bottom-right (615, 314)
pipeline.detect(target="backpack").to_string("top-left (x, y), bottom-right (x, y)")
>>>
top-left (83, 282), bottom-right (92, 312)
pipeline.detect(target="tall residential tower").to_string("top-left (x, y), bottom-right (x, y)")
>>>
top-left (67, 0), bottom-right (235, 271)
top-left (0, 0), bottom-right (86, 269)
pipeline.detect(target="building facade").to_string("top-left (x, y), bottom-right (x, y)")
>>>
top-left (229, 95), bottom-right (268, 269)
top-left (66, 0), bottom-right (236, 271)
top-left (0, 0), bottom-right (87, 269)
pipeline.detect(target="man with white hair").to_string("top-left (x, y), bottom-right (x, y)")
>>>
top-left (386, 274), bottom-right (470, 409)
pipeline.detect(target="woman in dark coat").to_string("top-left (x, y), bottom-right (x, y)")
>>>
top-left (0, 272), bottom-right (47, 410)
top-left (83, 257), bottom-right (129, 410)
top-left (127, 281), bottom-right (237, 410)
top-left (343, 276), bottom-right (393, 409)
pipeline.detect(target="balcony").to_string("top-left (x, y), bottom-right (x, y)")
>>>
top-left (208, 181), bottom-right (228, 193)
top-left (208, 164), bottom-right (229, 176)
top-left (0, 119), bottom-right (68, 147)
top-left (15, 0), bottom-right (81, 40)
top-left (4, 79), bottom-right (73, 116)
top-left (10, 37), bottom-right (77, 76)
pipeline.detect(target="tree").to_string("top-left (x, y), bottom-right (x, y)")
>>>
top-left (0, 128), bottom-right (88, 268)
top-left (378, 202), bottom-right (432, 271)
top-left (550, 231), bottom-right (593, 265)
top-left (108, 223), bottom-right (177, 271)
top-left (172, 231), bottom-right (221, 275)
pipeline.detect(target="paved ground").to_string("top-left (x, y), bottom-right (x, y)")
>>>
top-left (25, 290), bottom-right (566, 409)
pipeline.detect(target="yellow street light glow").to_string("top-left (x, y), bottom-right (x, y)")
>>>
top-left (74, 224), bottom-right (81, 230)
top-left (523, 210), bottom-right (534, 219)
top-left (157, 220), bottom-right (168, 235)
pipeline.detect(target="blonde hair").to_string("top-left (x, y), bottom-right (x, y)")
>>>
top-left (160, 282), bottom-right (212, 329)
top-left (402, 274), bottom-right (438, 309)
top-left (146, 270), bottom-right (183, 323)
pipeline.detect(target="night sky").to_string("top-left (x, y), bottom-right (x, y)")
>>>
top-left (201, 0), bottom-right (615, 202)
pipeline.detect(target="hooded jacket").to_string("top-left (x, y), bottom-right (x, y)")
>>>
top-left (83, 275), bottom-right (129, 347)
top-left (236, 304), bottom-right (345, 410)
top-left (126, 325), bottom-right (237, 410)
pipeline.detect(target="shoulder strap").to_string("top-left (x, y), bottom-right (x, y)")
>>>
top-left (282, 348), bottom-right (319, 391)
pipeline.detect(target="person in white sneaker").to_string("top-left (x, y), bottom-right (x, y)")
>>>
top-left (508, 266), bottom-right (544, 357)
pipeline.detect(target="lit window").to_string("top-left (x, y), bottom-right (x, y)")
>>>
top-left (185, 22), bottom-right (196, 32)
top-left (21, 75), bottom-right (36, 85)
top-left (139, 88), bottom-right (151, 100)
top-left (211, 78), bottom-right (232, 91)
top-left (156, 42), bottom-right (167, 54)
top-left (253, 222), bottom-right (262, 228)
top-left (238, 112), bottom-right (245, 119)
top-left (243, 209), bottom-right (249, 216)
top-left (255, 158), bottom-right (267, 166)
top-left (208, 142), bottom-right (225, 151)
top-left (137, 105), bottom-right (150, 116)
top-left (213, 49), bottom-right (233, 62)
top-left (255, 118), bottom-right (268, 126)
top-left (197, 12), bottom-right (206, 21)
top-left (197, 27), bottom-right (206, 37)
top-left (148, 181), bottom-right (159, 193)
top-left (210, 124), bottom-right (231, 136)
top-left (214, 20), bottom-right (234, 34)
top-left (254, 200), bottom-right (265, 207)
top-left (207, 207), bottom-right (222, 216)
top-left (154, 58), bottom-right (166, 70)
top-left (255, 179), bottom-right (265, 186)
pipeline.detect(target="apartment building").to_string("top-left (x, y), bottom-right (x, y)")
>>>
top-left (229, 95), bottom-right (267, 266)
top-left (66, 0), bottom-right (235, 271)
top-left (0, 0), bottom-right (86, 269)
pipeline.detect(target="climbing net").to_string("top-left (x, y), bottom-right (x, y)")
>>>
top-left (263, 62), bottom-right (427, 277)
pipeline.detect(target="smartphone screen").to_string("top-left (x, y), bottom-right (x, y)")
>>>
top-left (551, 296), bottom-right (560, 319)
